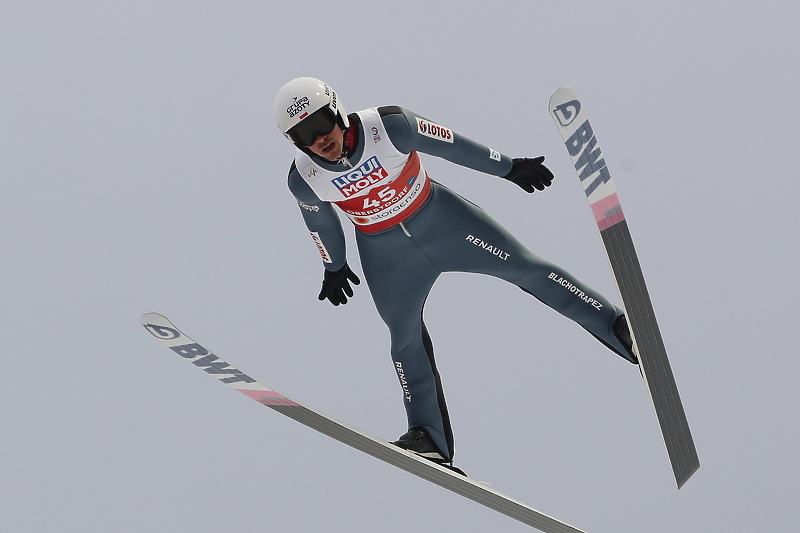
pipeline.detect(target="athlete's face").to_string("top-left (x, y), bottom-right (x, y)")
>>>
top-left (307, 124), bottom-right (345, 161)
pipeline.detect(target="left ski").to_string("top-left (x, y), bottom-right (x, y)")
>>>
top-left (548, 87), bottom-right (699, 488)
top-left (140, 312), bottom-right (587, 533)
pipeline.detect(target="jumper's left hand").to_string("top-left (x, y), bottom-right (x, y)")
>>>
top-left (502, 156), bottom-right (554, 193)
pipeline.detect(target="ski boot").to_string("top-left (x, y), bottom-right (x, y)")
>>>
top-left (392, 428), bottom-right (466, 476)
top-left (613, 315), bottom-right (639, 364)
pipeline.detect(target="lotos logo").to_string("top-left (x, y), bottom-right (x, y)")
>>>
top-left (287, 96), bottom-right (311, 118)
top-left (415, 117), bottom-right (453, 143)
top-left (331, 156), bottom-right (389, 198)
top-left (552, 99), bottom-right (582, 127)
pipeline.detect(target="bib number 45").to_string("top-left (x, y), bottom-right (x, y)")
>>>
top-left (362, 185), bottom-right (396, 209)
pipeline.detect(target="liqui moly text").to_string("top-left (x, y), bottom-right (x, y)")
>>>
top-left (332, 156), bottom-right (389, 198)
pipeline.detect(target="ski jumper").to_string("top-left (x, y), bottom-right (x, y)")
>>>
top-left (287, 106), bottom-right (632, 461)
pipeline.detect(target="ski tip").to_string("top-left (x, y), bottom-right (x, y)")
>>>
top-left (140, 312), bottom-right (168, 326)
top-left (549, 85), bottom-right (577, 103)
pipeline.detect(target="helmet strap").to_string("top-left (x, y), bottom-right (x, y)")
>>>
top-left (342, 123), bottom-right (357, 158)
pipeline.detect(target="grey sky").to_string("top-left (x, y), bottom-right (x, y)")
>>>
top-left (2, 1), bottom-right (798, 532)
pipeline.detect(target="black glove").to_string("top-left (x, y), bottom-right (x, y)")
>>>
top-left (318, 263), bottom-right (361, 306)
top-left (501, 156), bottom-right (554, 193)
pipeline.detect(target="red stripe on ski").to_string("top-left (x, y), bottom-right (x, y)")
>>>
top-left (591, 193), bottom-right (625, 230)
top-left (238, 388), bottom-right (300, 406)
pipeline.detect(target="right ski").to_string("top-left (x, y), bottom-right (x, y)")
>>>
top-left (140, 312), bottom-right (587, 533)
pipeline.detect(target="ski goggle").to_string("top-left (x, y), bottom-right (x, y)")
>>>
top-left (287, 106), bottom-right (338, 147)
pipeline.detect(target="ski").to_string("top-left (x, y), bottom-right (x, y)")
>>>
top-left (140, 312), bottom-right (587, 533)
top-left (548, 87), bottom-right (700, 488)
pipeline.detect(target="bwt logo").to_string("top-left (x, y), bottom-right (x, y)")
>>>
top-left (565, 119), bottom-right (611, 196)
top-left (144, 323), bottom-right (181, 340)
top-left (143, 322), bottom-right (256, 385)
top-left (552, 99), bottom-right (582, 127)
top-left (332, 156), bottom-right (389, 197)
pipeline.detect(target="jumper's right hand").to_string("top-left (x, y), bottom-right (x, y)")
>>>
top-left (318, 263), bottom-right (361, 306)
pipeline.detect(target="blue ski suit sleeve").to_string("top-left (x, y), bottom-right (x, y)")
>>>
top-left (287, 161), bottom-right (348, 271)
top-left (377, 106), bottom-right (514, 177)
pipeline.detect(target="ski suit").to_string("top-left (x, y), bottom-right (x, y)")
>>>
top-left (286, 106), bottom-right (632, 461)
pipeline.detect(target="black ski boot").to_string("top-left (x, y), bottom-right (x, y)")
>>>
top-left (613, 315), bottom-right (639, 364)
top-left (392, 428), bottom-right (467, 476)
top-left (392, 428), bottom-right (447, 461)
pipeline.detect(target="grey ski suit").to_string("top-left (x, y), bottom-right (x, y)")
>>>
top-left (286, 106), bottom-right (632, 460)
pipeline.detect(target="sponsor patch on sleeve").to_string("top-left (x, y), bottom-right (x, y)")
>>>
top-left (489, 149), bottom-right (501, 161)
top-left (415, 117), bottom-right (454, 143)
top-left (310, 231), bottom-right (333, 263)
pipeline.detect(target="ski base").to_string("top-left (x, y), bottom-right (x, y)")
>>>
top-left (141, 312), bottom-right (587, 533)
top-left (601, 219), bottom-right (700, 487)
top-left (549, 87), bottom-right (700, 488)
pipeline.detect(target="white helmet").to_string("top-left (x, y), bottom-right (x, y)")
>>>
top-left (274, 77), bottom-right (349, 147)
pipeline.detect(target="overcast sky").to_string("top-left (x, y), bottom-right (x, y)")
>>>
top-left (2, 2), bottom-right (798, 532)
